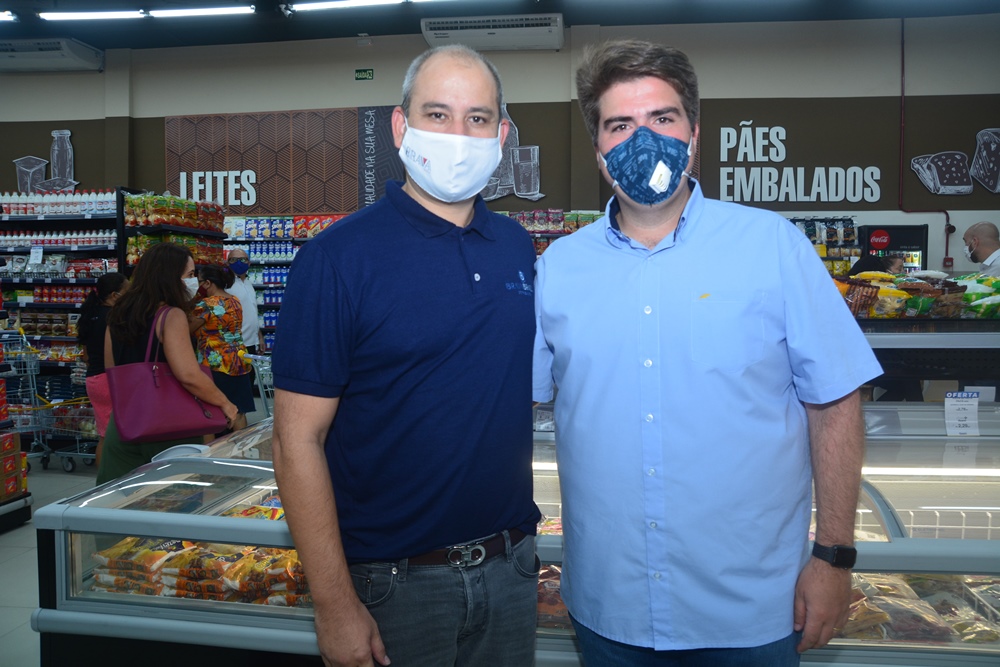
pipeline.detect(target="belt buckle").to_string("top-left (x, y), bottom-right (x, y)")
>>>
top-left (446, 542), bottom-right (486, 567)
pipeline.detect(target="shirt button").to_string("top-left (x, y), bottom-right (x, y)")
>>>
top-left (648, 468), bottom-right (655, 476)
top-left (474, 273), bottom-right (481, 282)
top-left (644, 306), bottom-right (652, 315)
top-left (653, 572), bottom-right (662, 580)
top-left (645, 413), bottom-right (654, 423)
top-left (649, 521), bottom-right (657, 529)
top-left (644, 359), bottom-right (653, 368)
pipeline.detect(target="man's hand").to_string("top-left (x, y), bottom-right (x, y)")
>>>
top-left (315, 598), bottom-right (390, 667)
top-left (793, 557), bottom-right (851, 652)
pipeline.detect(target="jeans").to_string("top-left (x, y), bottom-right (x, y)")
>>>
top-left (572, 615), bottom-right (801, 667)
top-left (349, 531), bottom-right (539, 667)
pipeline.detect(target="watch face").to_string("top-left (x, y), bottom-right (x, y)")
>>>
top-left (832, 546), bottom-right (857, 569)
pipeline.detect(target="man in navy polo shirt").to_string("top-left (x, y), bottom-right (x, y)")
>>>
top-left (271, 45), bottom-right (540, 667)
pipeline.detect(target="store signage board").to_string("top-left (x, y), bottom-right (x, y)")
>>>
top-left (944, 391), bottom-right (980, 437)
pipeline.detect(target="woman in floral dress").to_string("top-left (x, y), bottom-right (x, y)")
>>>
top-left (190, 263), bottom-right (254, 432)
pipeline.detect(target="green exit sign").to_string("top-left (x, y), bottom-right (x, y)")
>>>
top-left (355, 69), bottom-right (374, 81)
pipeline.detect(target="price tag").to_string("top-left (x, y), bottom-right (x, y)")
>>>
top-left (29, 246), bottom-right (44, 265)
top-left (37, 215), bottom-right (45, 221)
top-left (945, 391), bottom-right (980, 437)
top-left (1, 215), bottom-right (8, 221)
top-left (69, 278), bottom-right (76, 284)
top-left (44, 278), bottom-right (52, 284)
top-left (70, 245), bottom-right (79, 251)
top-left (943, 442), bottom-right (977, 468)
top-left (5, 248), bottom-right (13, 253)
top-left (84, 213), bottom-right (92, 219)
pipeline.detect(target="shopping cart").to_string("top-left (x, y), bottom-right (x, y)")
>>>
top-left (41, 397), bottom-right (97, 472)
top-left (0, 330), bottom-right (50, 470)
top-left (240, 351), bottom-right (274, 417)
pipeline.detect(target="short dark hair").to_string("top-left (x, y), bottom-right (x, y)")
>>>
top-left (401, 44), bottom-right (504, 118)
top-left (576, 40), bottom-right (700, 143)
top-left (198, 263), bottom-right (236, 290)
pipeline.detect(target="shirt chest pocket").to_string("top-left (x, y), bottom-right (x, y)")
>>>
top-left (689, 291), bottom-right (766, 373)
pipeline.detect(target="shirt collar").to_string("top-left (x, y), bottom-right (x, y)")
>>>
top-left (982, 248), bottom-right (1000, 269)
top-left (603, 178), bottom-right (704, 250)
top-left (386, 180), bottom-right (496, 241)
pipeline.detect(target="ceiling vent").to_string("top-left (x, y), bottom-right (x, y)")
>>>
top-left (420, 14), bottom-right (564, 51)
top-left (0, 38), bottom-right (104, 73)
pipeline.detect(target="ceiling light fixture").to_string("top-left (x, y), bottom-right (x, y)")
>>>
top-left (38, 10), bottom-right (146, 21)
top-left (0, 11), bottom-right (17, 22)
top-left (291, 0), bottom-right (403, 11)
top-left (148, 6), bottom-right (256, 18)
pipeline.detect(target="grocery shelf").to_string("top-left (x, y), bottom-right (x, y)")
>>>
top-left (3, 302), bottom-right (83, 310)
top-left (0, 277), bottom-right (98, 285)
top-left (1, 244), bottom-right (116, 253)
top-left (126, 225), bottom-right (227, 239)
top-left (1, 214), bottom-right (115, 222)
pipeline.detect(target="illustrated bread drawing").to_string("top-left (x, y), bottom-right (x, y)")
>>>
top-left (970, 128), bottom-right (1000, 193)
top-left (910, 151), bottom-right (974, 195)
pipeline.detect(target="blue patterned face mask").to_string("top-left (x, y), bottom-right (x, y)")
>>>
top-left (601, 127), bottom-right (693, 206)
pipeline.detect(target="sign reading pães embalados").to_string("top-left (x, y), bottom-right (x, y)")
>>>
top-left (719, 120), bottom-right (881, 204)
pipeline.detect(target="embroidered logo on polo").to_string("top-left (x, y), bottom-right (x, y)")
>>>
top-left (505, 270), bottom-right (533, 296)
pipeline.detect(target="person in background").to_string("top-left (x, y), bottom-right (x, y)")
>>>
top-left (533, 40), bottom-right (883, 666)
top-left (190, 264), bottom-right (253, 433)
top-left (271, 44), bottom-right (539, 667)
top-left (98, 243), bottom-right (239, 485)
top-left (847, 253), bottom-right (903, 277)
top-left (225, 248), bottom-right (265, 354)
top-left (77, 272), bottom-right (128, 465)
top-left (962, 221), bottom-right (1000, 277)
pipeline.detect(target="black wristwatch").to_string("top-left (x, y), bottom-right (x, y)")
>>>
top-left (812, 542), bottom-right (857, 569)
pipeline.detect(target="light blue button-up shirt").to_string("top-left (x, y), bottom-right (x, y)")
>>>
top-left (533, 181), bottom-right (882, 650)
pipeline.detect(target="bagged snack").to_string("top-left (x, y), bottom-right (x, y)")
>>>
top-left (220, 504), bottom-right (285, 521)
top-left (840, 597), bottom-right (891, 638)
top-left (160, 545), bottom-right (248, 579)
top-left (160, 575), bottom-right (227, 595)
top-left (262, 592), bottom-right (313, 607)
top-left (93, 537), bottom-right (194, 574)
top-left (922, 591), bottom-right (1000, 642)
top-left (962, 295), bottom-right (1000, 319)
top-left (869, 287), bottom-right (910, 319)
top-left (903, 573), bottom-right (967, 597)
top-left (537, 565), bottom-right (570, 629)
top-left (873, 596), bottom-right (958, 641)
top-left (855, 271), bottom-right (897, 284)
top-left (853, 573), bottom-right (920, 600)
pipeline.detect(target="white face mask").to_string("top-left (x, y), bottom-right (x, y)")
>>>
top-left (398, 120), bottom-right (503, 203)
top-left (182, 277), bottom-right (199, 300)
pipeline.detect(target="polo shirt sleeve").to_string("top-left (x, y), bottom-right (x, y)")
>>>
top-left (272, 241), bottom-right (353, 398)
top-left (532, 253), bottom-right (555, 402)
top-left (779, 223), bottom-right (883, 405)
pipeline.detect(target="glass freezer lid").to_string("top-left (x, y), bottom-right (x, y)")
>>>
top-left (64, 457), bottom-right (278, 516)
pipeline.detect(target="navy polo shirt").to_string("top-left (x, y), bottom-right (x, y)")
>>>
top-left (273, 181), bottom-right (540, 563)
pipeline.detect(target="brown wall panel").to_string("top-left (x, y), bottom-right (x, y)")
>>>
top-left (1, 119), bottom-right (108, 193)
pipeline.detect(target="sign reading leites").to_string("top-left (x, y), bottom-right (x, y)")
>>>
top-left (719, 121), bottom-right (882, 204)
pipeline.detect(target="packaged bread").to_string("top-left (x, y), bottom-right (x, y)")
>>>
top-left (92, 537), bottom-right (194, 574)
top-left (902, 574), bottom-right (966, 597)
top-left (537, 565), bottom-right (571, 629)
top-left (962, 295), bottom-right (1000, 319)
top-left (855, 271), bottom-right (897, 283)
top-left (160, 545), bottom-right (251, 579)
top-left (911, 151), bottom-right (974, 195)
top-left (922, 591), bottom-right (1000, 643)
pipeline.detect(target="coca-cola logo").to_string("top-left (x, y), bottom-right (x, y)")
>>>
top-left (869, 229), bottom-right (890, 249)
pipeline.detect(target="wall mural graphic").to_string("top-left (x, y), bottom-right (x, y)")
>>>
top-left (483, 104), bottom-right (545, 202)
top-left (910, 127), bottom-right (999, 196)
top-left (11, 129), bottom-right (77, 194)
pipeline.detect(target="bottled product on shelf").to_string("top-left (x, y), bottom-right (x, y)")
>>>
top-left (0, 229), bottom-right (115, 248)
top-left (0, 190), bottom-right (115, 217)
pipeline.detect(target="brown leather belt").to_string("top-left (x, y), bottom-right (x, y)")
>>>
top-left (407, 528), bottom-right (527, 567)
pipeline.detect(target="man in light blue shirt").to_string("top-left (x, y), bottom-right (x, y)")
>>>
top-left (533, 40), bottom-right (883, 666)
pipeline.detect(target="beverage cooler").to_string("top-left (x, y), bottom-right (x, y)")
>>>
top-left (859, 224), bottom-right (929, 273)
top-left (31, 409), bottom-right (1000, 667)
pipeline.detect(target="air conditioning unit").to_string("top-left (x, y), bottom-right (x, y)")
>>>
top-left (421, 14), bottom-right (564, 51)
top-left (0, 38), bottom-right (104, 73)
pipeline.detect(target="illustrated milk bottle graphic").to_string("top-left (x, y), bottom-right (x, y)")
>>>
top-left (50, 130), bottom-right (74, 182)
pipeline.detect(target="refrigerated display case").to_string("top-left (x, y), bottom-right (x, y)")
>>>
top-left (859, 224), bottom-right (929, 273)
top-left (32, 408), bottom-right (1000, 667)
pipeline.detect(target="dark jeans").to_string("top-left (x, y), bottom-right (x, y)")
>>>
top-left (572, 615), bottom-right (801, 667)
top-left (349, 532), bottom-right (539, 667)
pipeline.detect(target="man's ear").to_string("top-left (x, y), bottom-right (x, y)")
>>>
top-left (391, 106), bottom-right (407, 150)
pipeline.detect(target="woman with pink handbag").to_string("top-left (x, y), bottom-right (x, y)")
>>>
top-left (97, 243), bottom-right (240, 485)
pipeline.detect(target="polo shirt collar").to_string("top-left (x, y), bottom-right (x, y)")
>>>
top-left (604, 178), bottom-right (705, 250)
top-left (386, 180), bottom-right (496, 241)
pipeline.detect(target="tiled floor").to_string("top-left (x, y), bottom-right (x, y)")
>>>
top-left (0, 398), bottom-right (270, 666)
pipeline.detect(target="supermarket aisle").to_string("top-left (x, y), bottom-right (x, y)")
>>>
top-left (0, 395), bottom-right (270, 667)
top-left (0, 463), bottom-right (97, 667)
